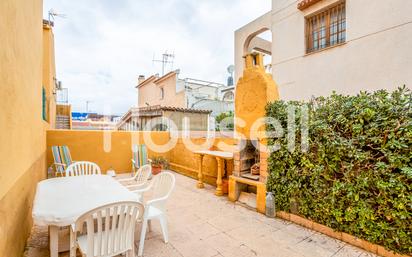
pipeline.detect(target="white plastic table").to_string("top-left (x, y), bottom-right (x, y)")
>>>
top-left (32, 175), bottom-right (138, 257)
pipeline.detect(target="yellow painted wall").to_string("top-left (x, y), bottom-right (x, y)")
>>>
top-left (46, 130), bottom-right (236, 185)
top-left (169, 137), bottom-right (237, 185)
top-left (0, 154), bottom-right (46, 257)
top-left (235, 53), bottom-right (279, 139)
top-left (0, 0), bottom-right (53, 256)
top-left (46, 130), bottom-right (172, 172)
top-left (43, 23), bottom-right (57, 128)
top-left (56, 104), bottom-right (73, 128)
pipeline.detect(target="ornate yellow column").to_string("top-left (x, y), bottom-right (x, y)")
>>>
top-left (196, 154), bottom-right (204, 188)
top-left (215, 157), bottom-right (223, 196)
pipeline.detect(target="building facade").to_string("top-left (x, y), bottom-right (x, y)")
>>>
top-left (0, 2), bottom-right (58, 256)
top-left (235, 0), bottom-right (412, 100)
top-left (116, 106), bottom-right (211, 132)
top-left (137, 71), bottom-right (234, 117)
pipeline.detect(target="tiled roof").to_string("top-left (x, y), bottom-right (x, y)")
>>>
top-left (136, 105), bottom-right (211, 114)
top-left (136, 75), bottom-right (157, 88)
top-left (297, 0), bottom-right (323, 10)
top-left (153, 71), bottom-right (177, 84)
top-left (116, 105), bottom-right (211, 127)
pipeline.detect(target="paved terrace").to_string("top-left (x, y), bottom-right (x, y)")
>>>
top-left (24, 171), bottom-right (378, 257)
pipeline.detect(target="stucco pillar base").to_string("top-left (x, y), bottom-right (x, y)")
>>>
top-left (228, 175), bottom-right (266, 214)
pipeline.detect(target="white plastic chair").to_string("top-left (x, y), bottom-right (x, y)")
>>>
top-left (118, 164), bottom-right (152, 193)
top-left (66, 161), bottom-right (101, 177)
top-left (69, 201), bottom-right (144, 257)
top-left (131, 172), bottom-right (176, 257)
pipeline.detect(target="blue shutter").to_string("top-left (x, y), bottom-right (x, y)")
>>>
top-left (42, 87), bottom-right (47, 121)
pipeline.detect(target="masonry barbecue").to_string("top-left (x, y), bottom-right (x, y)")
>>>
top-left (228, 52), bottom-right (280, 213)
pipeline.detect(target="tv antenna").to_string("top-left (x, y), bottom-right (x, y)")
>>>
top-left (86, 101), bottom-right (92, 113)
top-left (48, 9), bottom-right (67, 24)
top-left (153, 51), bottom-right (175, 76)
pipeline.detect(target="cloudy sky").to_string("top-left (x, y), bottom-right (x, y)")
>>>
top-left (43, 0), bottom-right (271, 115)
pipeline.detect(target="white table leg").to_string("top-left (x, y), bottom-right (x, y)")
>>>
top-left (49, 225), bottom-right (59, 257)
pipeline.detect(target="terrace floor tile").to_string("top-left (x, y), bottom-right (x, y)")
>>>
top-left (24, 171), bottom-right (378, 257)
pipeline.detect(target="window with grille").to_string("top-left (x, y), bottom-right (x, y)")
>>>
top-left (306, 2), bottom-right (346, 53)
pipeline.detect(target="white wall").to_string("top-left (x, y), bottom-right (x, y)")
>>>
top-left (272, 0), bottom-right (412, 100)
top-left (234, 11), bottom-right (272, 83)
top-left (236, 0), bottom-right (412, 100)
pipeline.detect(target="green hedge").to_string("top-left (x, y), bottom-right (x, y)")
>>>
top-left (266, 86), bottom-right (411, 254)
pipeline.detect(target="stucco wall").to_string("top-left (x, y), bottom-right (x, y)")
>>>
top-left (46, 130), bottom-right (172, 172)
top-left (169, 137), bottom-right (236, 185)
top-left (138, 79), bottom-right (158, 107)
top-left (156, 75), bottom-right (186, 108)
top-left (234, 11), bottom-right (272, 84)
top-left (272, 0), bottom-right (412, 99)
top-left (43, 24), bottom-right (57, 128)
top-left (0, 0), bottom-right (48, 256)
top-left (46, 130), bottom-right (236, 186)
top-left (138, 74), bottom-right (186, 108)
top-left (236, 0), bottom-right (412, 98)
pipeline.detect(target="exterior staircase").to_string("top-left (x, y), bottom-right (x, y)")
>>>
top-left (56, 115), bottom-right (70, 129)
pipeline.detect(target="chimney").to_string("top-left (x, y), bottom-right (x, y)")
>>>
top-left (138, 75), bottom-right (145, 85)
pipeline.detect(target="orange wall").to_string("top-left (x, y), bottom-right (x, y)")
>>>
top-left (169, 137), bottom-right (236, 185)
top-left (43, 24), bottom-right (57, 128)
top-left (47, 130), bottom-right (171, 173)
top-left (46, 130), bottom-right (237, 185)
top-left (0, 0), bottom-right (49, 256)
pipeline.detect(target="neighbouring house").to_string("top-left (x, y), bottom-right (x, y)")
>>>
top-left (137, 70), bottom-right (234, 117)
top-left (235, 0), bottom-right (412, 100)
top-left (118, 70), bottom-right (234, 132)
top-left (116, 105), bottom-right (211, 132)
top-left (44, 19), bottom-right (72, 130)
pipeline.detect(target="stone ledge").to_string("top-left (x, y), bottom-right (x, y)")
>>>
top-left (228, 175), bottom-right (266, 214)
top-left (276, 211), bottom-right (411, 257)
top-left (297, 0), bottom-right (323, 10)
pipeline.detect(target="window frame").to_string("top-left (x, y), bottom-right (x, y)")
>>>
top-left (160, 87), bottom-right (164, 100)
top-left (42, 87), bottom-right (48, 121)
top-left (305, 1), bottom-right (346, 54)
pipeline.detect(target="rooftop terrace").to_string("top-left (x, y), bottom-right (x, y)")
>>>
top-left (24, 172), bottom-right (377, 257)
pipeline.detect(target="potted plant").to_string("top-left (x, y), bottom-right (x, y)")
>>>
top-left (151, 156), bottom-right (169, 175)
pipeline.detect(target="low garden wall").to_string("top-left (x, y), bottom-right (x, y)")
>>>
top-left (46, 130), bottom-right (235, 185)
top-left (266, 87), bottom-right (411, 255)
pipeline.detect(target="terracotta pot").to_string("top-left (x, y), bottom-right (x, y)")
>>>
top-left (151, 165), bottom-right (162, 175)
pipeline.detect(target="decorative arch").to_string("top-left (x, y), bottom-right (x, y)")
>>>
top-left (243, 27), bottom-right (271, 56)
top-left (234, 11), bottom-right (272, 83)
top-left (222, 91), bottom-right (234, 101)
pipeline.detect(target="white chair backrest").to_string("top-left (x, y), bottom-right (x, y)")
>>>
top-left (135, 164), bottom-right (152, 184)
top-left (66, 161), bottom-right (101, 177)
top-left (150, 172), bottom-right (175, 210)
top-left (74, 201), bottom-right (144, 257)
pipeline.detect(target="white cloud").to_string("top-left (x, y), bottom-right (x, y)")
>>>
top-left (43, 0), bottom-right (271, 114)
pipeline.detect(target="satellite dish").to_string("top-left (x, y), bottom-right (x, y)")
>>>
top-left (227, 65), bottom-right (235, 74)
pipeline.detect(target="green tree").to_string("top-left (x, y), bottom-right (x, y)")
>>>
top-left (215, 111), bottom-right (234, 131)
